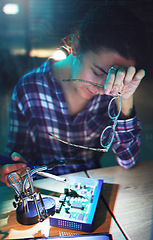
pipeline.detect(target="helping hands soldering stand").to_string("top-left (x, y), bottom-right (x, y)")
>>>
top-left (8, 167), bottom-right (56, 225)
top-left (7, 159), bottom-right (85, 225)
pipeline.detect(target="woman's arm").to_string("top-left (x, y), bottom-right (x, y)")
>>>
top-left (112, 114), bottom-right (141, 169)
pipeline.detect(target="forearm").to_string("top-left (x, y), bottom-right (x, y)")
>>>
top-left (116, 95), bottom-right (135, 119)
top-left (112, 138), bottom-right (141, 169)
top-left (112, 116), bottom-right (141, 169)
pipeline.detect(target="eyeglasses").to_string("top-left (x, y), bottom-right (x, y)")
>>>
top-left (48, 78), bottom-right (122, 152)
top-left (100, 92), bottom-right (122, 151)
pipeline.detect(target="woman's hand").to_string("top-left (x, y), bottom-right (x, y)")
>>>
top-left (104, 66), bottom-right (145, 99)
top-left (103, 66), bottom-right (145, 118)
top-left (0, 152), bottom-right (27, 187)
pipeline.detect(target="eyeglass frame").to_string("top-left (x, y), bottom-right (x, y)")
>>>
top-left (48, 77), bottom-right (122, 153)
top-left (100, 92), bottom-right (122, 151)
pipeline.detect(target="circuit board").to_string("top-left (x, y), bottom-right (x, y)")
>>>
top-left (49, 176), bottom-right (103, 232)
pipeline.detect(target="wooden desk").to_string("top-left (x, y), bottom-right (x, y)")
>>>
top-left (88, 160), bottom-right (153, 240)
top-left (0, 160), bottom-right (153, 240)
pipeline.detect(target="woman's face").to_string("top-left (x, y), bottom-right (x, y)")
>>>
top-left (71, 49), bottom-right (135, 100)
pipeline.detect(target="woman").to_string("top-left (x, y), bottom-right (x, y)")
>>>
top-left (0, 5), bottom-right (146, 185)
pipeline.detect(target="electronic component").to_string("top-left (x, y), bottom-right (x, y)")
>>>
top-left (50, 176), bottom-right (103, 232)
top-left (5, 157), bottom-right (86, 226)
top-left (6, 159), bottom-right (103, 230)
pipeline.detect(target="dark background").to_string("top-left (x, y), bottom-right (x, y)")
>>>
top-left (0, 0), bottom-right (153, 167)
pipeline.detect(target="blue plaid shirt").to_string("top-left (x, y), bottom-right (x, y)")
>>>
top-left (6, 59), bottom-right (141, 174)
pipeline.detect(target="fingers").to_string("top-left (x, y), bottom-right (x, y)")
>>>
top-left (0, 163), bottom-right (27, 187)
top-left (104, 66), bottom-right (126, 95)
top-left (11, 152), bottom-right (27, 164)
top-left (124, 66), bottom-right (136, 85)
top-left (133, 69), bottom-right (145, 83)
top-left (104, 66), bottom-right (145, 98)
top-left (3, 163), bottom-right (27, 174)
top-left (0, 152), bottom-right (28, 187)
top-left (11, 152), bottom-right (21, 161)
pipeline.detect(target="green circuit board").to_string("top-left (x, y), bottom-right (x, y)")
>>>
top-left (50, 176), bottom-right (103, 232)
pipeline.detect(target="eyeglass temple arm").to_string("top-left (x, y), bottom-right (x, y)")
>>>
top-left (61, 79), bottom-right (122, 98)
top-left (47, 132), bottom-right (107, 152)
top-left (61, 79), bottom-right (104, 89)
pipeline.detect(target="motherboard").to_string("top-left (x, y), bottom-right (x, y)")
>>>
top-left (49, 176), bottom-right (103, 232)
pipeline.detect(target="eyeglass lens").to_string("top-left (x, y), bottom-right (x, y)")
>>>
top-left (100, 126), bottom-right (115, 147)
top-left (108, 96), bottom-right (121, 119)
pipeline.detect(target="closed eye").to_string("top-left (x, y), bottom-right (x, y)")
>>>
top-left (91, 68), bottom-right (105, 77)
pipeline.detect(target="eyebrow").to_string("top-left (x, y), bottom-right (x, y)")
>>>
top-left (93, 64), bottom-right (108, 75)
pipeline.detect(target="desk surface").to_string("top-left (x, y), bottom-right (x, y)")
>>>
top-left (0, 160), bottom-right (153, 240)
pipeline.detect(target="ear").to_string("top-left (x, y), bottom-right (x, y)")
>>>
top-left (71, 35), bottom-right (80, 57)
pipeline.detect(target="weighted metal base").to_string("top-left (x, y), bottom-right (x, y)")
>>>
top-left (16, 197), bottom-right (55, 225)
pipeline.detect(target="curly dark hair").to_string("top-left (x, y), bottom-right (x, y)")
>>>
top-left (78, 5), bottom-right (147, 67)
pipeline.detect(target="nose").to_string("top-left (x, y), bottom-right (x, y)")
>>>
top-left (88, 80), bottom-right (104, 95)
top-left (89, 86), bottom-right (103, 95)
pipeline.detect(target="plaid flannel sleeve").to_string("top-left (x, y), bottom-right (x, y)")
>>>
top-left (6, 83), bottom-right (34, 162)
top-left (112, 115), bottom-right (141, 169)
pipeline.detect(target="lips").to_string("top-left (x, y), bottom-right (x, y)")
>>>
top-left (78, 86), bottom-right (97, 100)
top-left (86, 87), bottom-right (96, 96)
